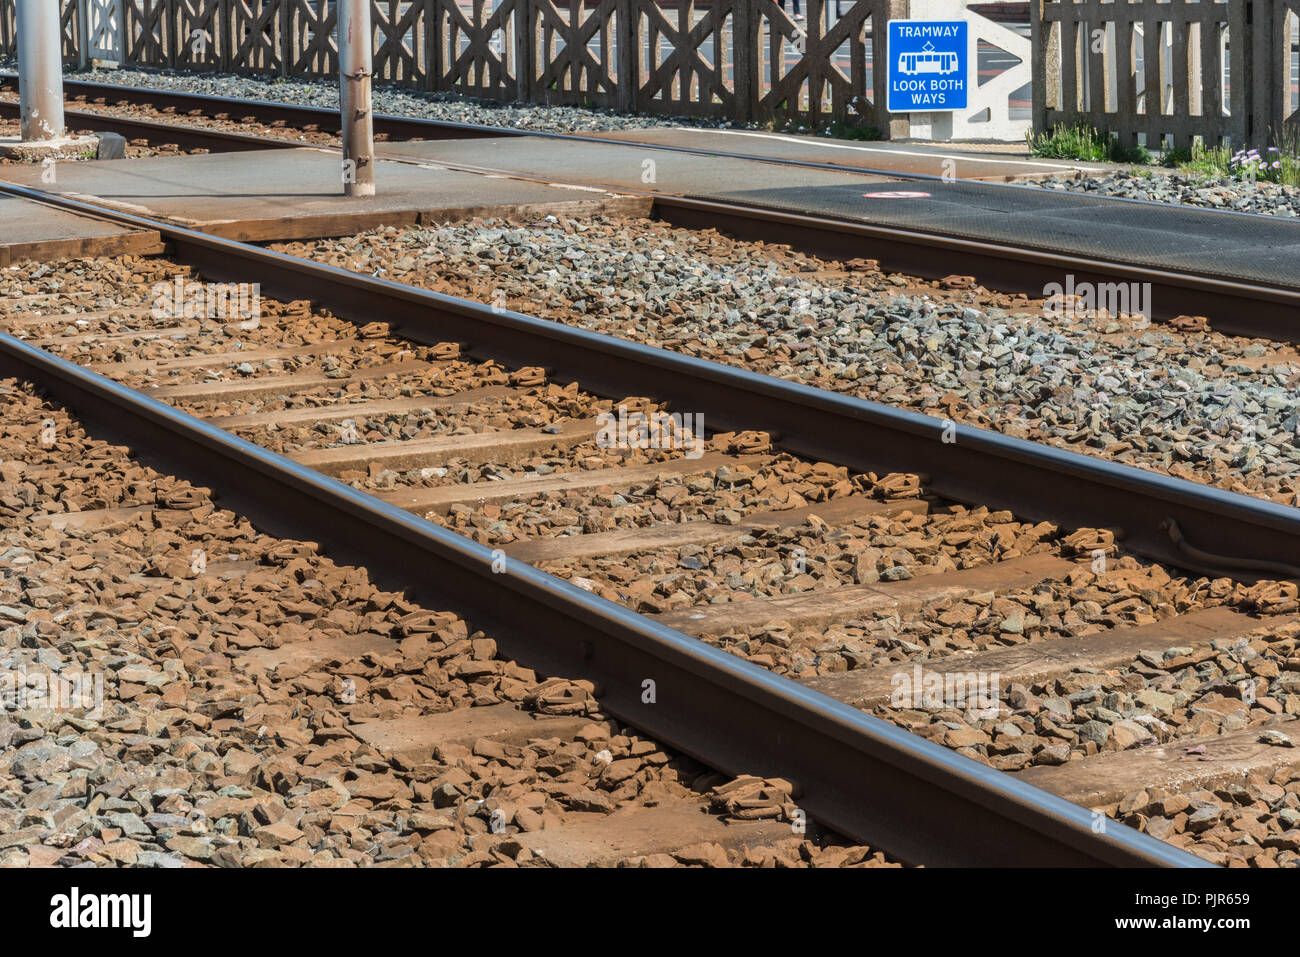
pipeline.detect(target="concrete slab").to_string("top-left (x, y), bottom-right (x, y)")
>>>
top-left (379, 136), bottom-right (902, 197)
top-left (585, 127), bottom-right (1108, 182)
top-left (0, 192), bottom-right (163, 265)
top-left (0, 133), bottom-right (100, 162)
top-left (0, 147), bottom-right (651, 242)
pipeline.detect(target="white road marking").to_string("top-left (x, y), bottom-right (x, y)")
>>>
top-left (666, 127), bottom-right (1110, 173)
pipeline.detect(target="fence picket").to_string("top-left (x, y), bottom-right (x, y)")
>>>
top-left (1033, 0), bottom-right (1279, 149)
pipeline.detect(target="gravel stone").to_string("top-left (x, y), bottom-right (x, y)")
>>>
top-left (270, 218), bottom-right (1300, 509)
top-left (1036, 169), bottom-right (1300, 219)
top-left (7, 62), bottom-right (769, 137)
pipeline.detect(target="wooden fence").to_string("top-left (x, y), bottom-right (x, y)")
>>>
top-left (5, 2), bottom-right (1297, 145)
top-left (0, 0), bottom-right (908, 133)
top-left (1033, 0), bottom-right (1299, 148)
top-left (0, 2), bottom-right (12, 58)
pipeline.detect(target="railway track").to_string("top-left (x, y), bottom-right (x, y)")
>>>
top-left (6, 180), bottom-right (1300, 866)
top-left (275, 216), bottom-right (1300, 511)
top-left (2, 373), bottom-right (902, 868)
top-left (3, 74), bottom-right (1300, 343)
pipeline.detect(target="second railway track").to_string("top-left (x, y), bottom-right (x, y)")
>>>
top-left (4, 180), bottom-right (1300, 866)
top-left (4, 371), bottom-right (915, 869)
top-left (4, 74), bottom-right (1300, 343)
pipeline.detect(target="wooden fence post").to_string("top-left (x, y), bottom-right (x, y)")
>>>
top-left (422, 0), bottom-right (435, 92)
top-left (731, 0), bottom-right (753, 124)
top-left (279, 0), bottom-right (289, 76)
top-left (1233, 0), bottom-right (1253, 146)
top-left (514, 0), bottom-right (532, 101)
top-left (1250, 0), bottom-right (1282, 145)
top-left (60, 0), bottom-right (77, 66)
top-left (163, 0), bottom-right (173, 67)
top-left (566, 0), bottom-right (578, 98)
top-left (1030, 0), bottom-right (1046, 135)
top-left (615, 0), bottom-right (635, 113)
top-left (1247, 0), bottom-right (1262, 145)
top-left (881, 0), bottom-right (909, 140)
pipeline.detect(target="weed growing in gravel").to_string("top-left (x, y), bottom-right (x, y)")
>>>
top-left (1026, 123), bottom-right (1151, 165)
top-left (1110, 142), bottom-right (1153, 165)
top-left (1027, 124), bottom-right (1110, 161)
top-left (1163, 143), bottom-right (1222, 177)
top-left (1168, 131), bottom-right (1300, 187)
top-left (823, 117), bottom-right (883, 141)
top-left (765, 113), bottom-right (881, 141)
top-left (1230, 147), bottom-right (1282, 181)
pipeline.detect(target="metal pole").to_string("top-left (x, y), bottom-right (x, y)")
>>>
top-left (338, 0), bottom-right (375, 197)
top-left (16, 0), bottom-right (66, 141)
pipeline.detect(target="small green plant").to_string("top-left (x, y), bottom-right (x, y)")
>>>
top-left (1167, 131), bottom-right (1300, 187)
top-left (1026, 123), bottom-right (1151, 165)
top-left (763, 112), bottom-right (880, 141)
top-left (824, 117), bottom-right (882, 141)
top-left (1272, 125), bottom-right (1300, 186)
top-left (1228, 128), bottom-right (1300, 186)
top-left (765, 112), bottom-right (799, 134)
top-left (1026, 123), bottom-right (1110, 161)
top-left (1166, 141), bottom-right (1230, 179)
top-left (1110, 142), bottom-right (1153, 165)
top-left (1229, 147), bottom-right (1278, 181)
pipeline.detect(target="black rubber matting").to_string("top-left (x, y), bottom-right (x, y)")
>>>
top-left (707, 180), bottom-right (1300, 288)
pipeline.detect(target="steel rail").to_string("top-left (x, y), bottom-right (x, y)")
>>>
top-left (0, 98), bottom-right (303, 152)
top-left (11, 72), bottom-right (981, 179)
top-left (0, 290), bottom-right (1204, 871)
top-left (6, 177), bottom-right (1298, 584)
top-left (4, 75), bottom-right (1300, 341)
top-left (0, 73), bottom-right (511, 143)
top-left (650, 195), bottom-right (1300, 342)
top-left (0, 180), bottom-right (1220, 866)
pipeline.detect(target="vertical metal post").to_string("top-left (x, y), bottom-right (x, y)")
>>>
top-left (16, 0), bottom-right (66, 141)
top-left (76, 0), bottom-right (89, 70)
top-left (339, 0), bottom-right (376, 196)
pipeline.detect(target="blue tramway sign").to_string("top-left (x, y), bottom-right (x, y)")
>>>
top-left (887, 20), bottom-right (969, 113)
